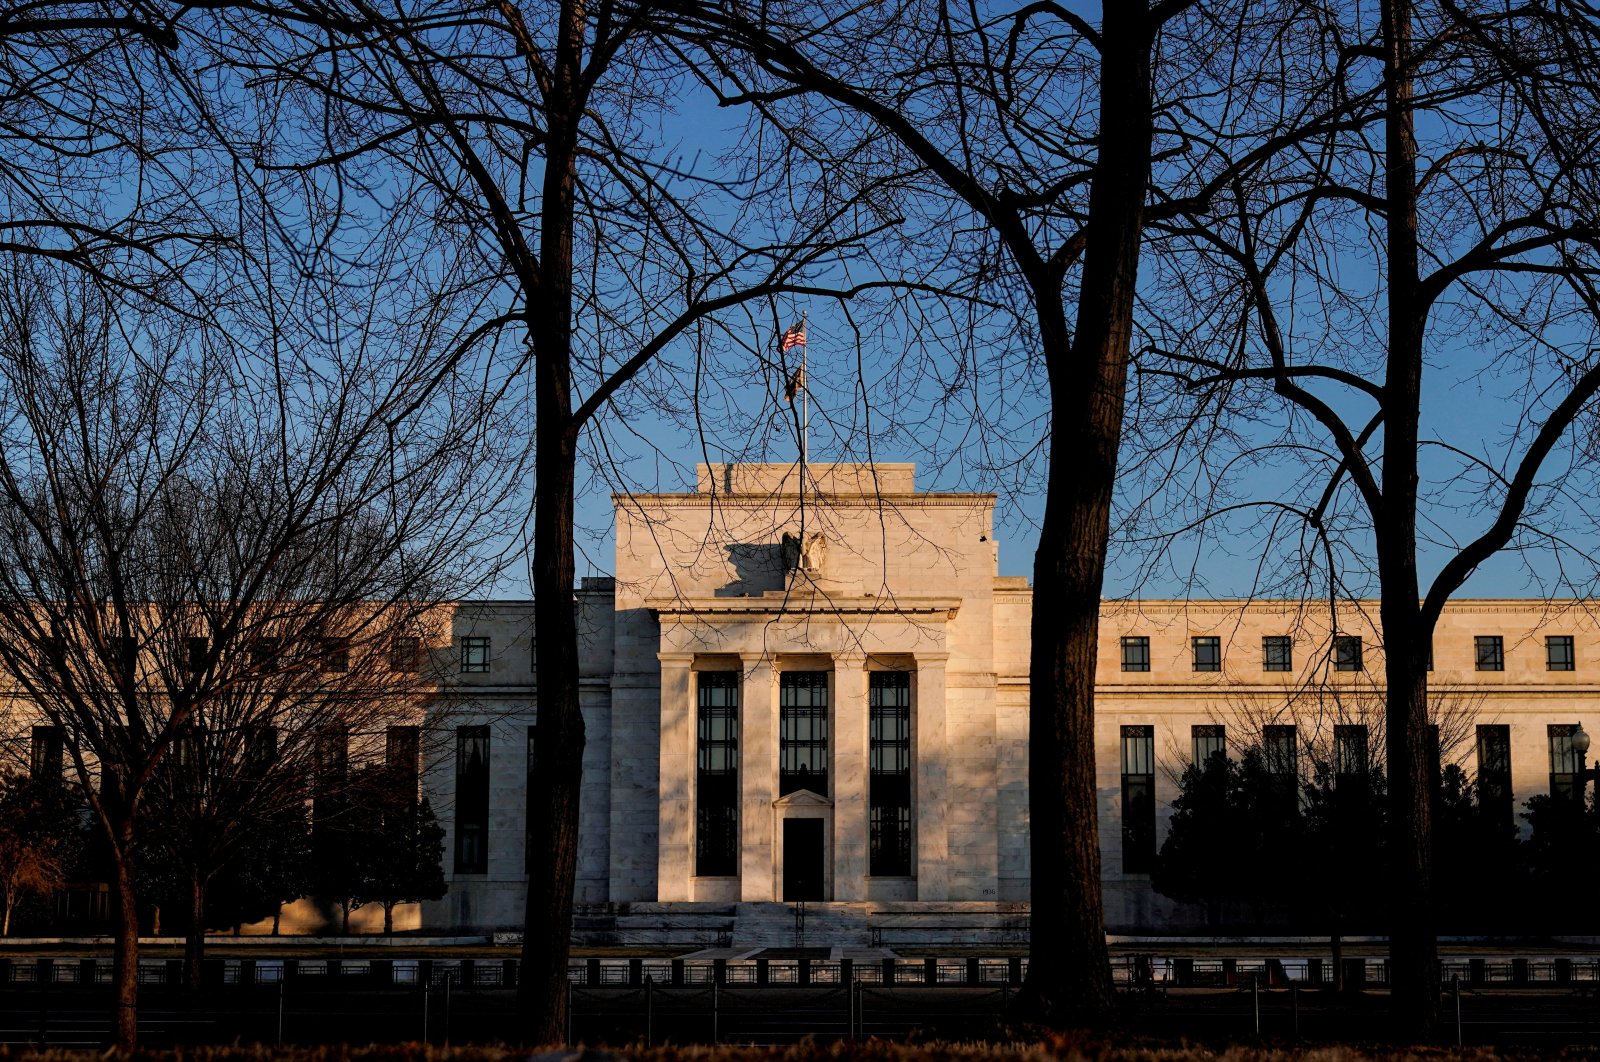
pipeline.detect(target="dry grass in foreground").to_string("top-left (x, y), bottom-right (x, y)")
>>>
top-left (0, 1040), bottom-right (1554, 1062)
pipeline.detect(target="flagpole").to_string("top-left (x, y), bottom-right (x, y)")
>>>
top-left (800, 312), bottom-right (808, 475)
top-left (799, 311), bottom-right (808, 542)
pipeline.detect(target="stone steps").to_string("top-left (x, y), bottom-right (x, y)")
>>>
top-left (570, 902), bottom-right (1030, 949)
top-left (570, 903), bottom-right (736, 948)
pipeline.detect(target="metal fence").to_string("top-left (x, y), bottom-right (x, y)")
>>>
top-left (6, 954), bottom-right (1600, 990)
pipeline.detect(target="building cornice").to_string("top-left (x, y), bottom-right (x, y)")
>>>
top-left (615, 492), bottom-right (995, 509)
top-left (648, 593), bottom-right (962, 620)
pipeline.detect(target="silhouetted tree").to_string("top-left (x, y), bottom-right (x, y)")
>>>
top-left (1154, 747), bottom-right (1302, 928)
top-left (0, 251), bottom-right (517, 1038)
top-left (1521, 790), bottom-right (1600, 935)
top-left (0, 772), bottom-right (82, 935)
top-left (352, 778), bottom-right (446, 936)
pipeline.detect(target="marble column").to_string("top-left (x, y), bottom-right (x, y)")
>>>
top-left (739, 653), bottom-right (777, 899)
top-left (832, 654), bottom-right (869, 900)
top-left (915, 652), bottom-right (950, 900)
top-left (656, 653), bottom-right (694, 901)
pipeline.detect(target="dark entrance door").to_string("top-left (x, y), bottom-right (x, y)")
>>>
top-left (782, 818), bottom-right (825, 901)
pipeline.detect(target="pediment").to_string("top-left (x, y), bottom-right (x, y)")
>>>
top-left (772, 789), bottom-right (831, 808)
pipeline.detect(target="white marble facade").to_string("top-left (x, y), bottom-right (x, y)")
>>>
top-left (421, 463), bottom-right (1600, 933)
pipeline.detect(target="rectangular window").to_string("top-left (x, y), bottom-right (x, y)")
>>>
top-left (455, 725), bottom-right (491, 873)
top-left (460, 636), bottom-right (491, 673)
top-left (696, 672), bottom-right (739, 876)
top-left (1192, 724), bottom-right (1226, 767)
top-left (1120, 636), bottom-right (1150, 673)
top-left (1547, 636), bottom-right (1576, 672)
top-left (1121, 725), bottom-right (1156, 874)
top-left (110, 636), bottom-right (137, 682)
top-left (250, 637), bottom-right (280, 668)
top-left (1476, 724), bottom-right (1512, 823)
top-left (241, 726), bottom-right (276, 777)
top-left (389, 635), bottom-right (421, 672)
top-left (1263, 636), bottom-right (1293, 672)
top-left (312, 725), bottom-right (348, 828)
top-left (319, 638), bottom-right (350, 673)
top-left (1550, 723), bottom-right (1581, 802)
top-left (1334, 724), bottom-right (1369, 783)
top-left (244, 724), bottom-right (277, 778)
top-left (387, 725), bottom-right (420, 793)
top-left (30, 725), bottom-right (63, 782)
top-left (1475, 635), bottom-right (1504, 672)
top-left (1192, 636), bottom-right (1221, 672)
top-left (1334, 636), bottom-right (1363, 672)
top-left (1264, 724), bottom-right (1298, 808)
top-left (185, 636), bottom-right (208, 676)
top-left (1264, 725), bottom-right (1297, 778)
top-left (869, 671), bottom-right (913, 876)
top-left (315, 725), bottom-right (348, 782)
top-left (780, 672), bottom-right (829, 796)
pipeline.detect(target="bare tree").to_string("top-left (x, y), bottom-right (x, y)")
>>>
top-left (194, 0), bottom-right (914, 1037)
top-left (138, 606), bottom-right (448, 988)
top-left (0, 253), bottom-right (519, 1045)
top-left (649, 0), bottom-right (1368, 1023)
top-left (1140, 0), bottom-right (1600, 1035)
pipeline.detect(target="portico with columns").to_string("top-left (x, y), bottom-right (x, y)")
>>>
top-left (614, 463), bottom-right (1009, 907)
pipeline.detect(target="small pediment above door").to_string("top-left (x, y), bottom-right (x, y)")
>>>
top-left (773, 788), bottom-right (831, 809)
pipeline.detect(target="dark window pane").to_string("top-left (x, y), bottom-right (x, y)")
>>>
top-left (1121, 725), bottom-right (1156, 873)
top-left (186, 637), bottom-right (209, 676)
top-left (696, 672), bottom-right (739, 876)
top-left (319, 638), bottom-right (350, 673)
top-left (1334, 636), bottom-right (1363, 671)
top-left (1192, 724), bottom-right (1226, 766)
top-left (1263, 636), bottom-right (1293, 672)
top-left (1192, 636), bottom-right (1221, 672)
top-left (1475, 635), bottom-right (1504, 672)
top-left (1264, 725), bottom-right (1297, 776)
top-left (1550, 723), bottom-right (1580, 802)
top-left (455, 725), bottom-right (490, 873)
top-left (780, 672), bottom-right (829, 796)
top-left (1120, 636), bottom-right (1150, 673)
top-left (1264, 724), bottom-right (1298, 811)
top-left (1547, 636), bottom-right (1575, 672)
top-left (390, 636), bottom-right (421, 672)
top-left (869, 671), bottom-right (912, 875)
top-left (460, 636), bottom-right (491, 673)
top-left (1476, 724), bottom-right (1512, 824)
top-left (30, 725), bottom-right (63, 782)
top-left (1334, 724), bottom-right (1368, 781)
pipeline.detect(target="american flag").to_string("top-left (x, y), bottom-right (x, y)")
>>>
top-left (778, 320), bottom-right (806, 352)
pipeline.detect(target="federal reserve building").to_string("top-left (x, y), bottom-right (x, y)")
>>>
top-left (399, 462), bottom-right (1600, 942)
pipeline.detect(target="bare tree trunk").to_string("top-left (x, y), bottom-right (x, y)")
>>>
top-left (1023, 0), bottom-right (1153, 1026)
top-left (341, 901), bottom-right (351, 936)
top-left (516, 0), bottom-right (586, 1045)
top-left (1379, 0), bottom-right (1438, 1037)
top-left (384, 902), bottom-right (394, 936)
top-left (1332, 930), bottom-right (1344, 992)
top-left (2, 889), bottom-right (11, 937)
top-left (185, 872), bottom-right (205, 992)
top-left (111, 847), bottom-right (140, 1049)
top-left (272, 903), bottom-right (281, 936)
